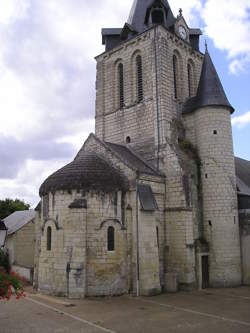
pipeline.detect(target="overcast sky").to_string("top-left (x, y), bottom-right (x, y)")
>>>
top-left (0, 0), bottom-right (249, 207)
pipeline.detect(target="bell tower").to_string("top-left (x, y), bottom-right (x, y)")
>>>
top-left (95, 0), bottom-right (203, 166)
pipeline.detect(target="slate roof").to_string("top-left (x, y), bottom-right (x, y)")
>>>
top-left (183, 49), bottom-right (234, 114)
top-left (3, 210), bottom-right (35, 235)
top-left (39, 152), bottom-right (129, 197)
top-left (127, 0), bottom-right (176, 33)
top-left (235, 157), bottom-right (250, 196)
top-left (105, 141), bottom-right (162, 176)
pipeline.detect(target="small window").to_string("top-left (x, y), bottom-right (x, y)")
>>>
top-left (107, 226), bottom-right (115, 251)
top-left (136, 55), bottom-right (143, 102)
top-left (173, 55), bottom-right (178, 99)
top-left (126, 136), bottom-right (131, 144)
top-left (118, 63), bottom-right (124, 109)
top-left (156, 226), bottom-right (159, 248)
top-left (213, 130), bottom-right (217, 135)
top-left (47, 226), bottom-right (52, 251)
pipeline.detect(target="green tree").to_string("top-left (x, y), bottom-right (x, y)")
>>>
top-left (0, 199), bottom-right (30, 220)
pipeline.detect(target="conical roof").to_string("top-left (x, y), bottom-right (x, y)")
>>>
top-left (183, 49), bottom-right (234, 114)
top-left (127, 0), bottom-right (175, 33)
top-left (39, 152), bottom-right (129, 197)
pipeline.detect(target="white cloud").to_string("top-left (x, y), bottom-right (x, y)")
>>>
top-left (0, 0), bottom-right (30, 25)
top-left (201, 0), bottom-right (250, 74)
top-left (232, 111), bottom-right (250, 129)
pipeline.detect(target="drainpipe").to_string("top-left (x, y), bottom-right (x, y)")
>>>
top-left (136, 171), bottom-right (140, 297)
top-left (153, 26), bottom-right (161, 171)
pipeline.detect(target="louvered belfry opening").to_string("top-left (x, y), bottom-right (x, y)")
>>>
top-left (173, 55), bottom-right (178, 99)
top-left (136, 55), bottom-right (143, 102)
top-left (118, 63), bottom-right (124, 108)
top-left (151, 8), bottom-right (164, 24)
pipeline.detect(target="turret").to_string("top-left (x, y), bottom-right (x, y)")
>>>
top-left (183, 48), bottom-right (242, 287)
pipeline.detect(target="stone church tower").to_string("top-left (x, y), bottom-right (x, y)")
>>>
top-left (35, 0), bottom-right (242, 298)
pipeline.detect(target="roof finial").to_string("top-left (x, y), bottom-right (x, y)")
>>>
top-left (205, 39), bottom-right (208, 53)
top-left (179, 8), bottom-right (183, 17)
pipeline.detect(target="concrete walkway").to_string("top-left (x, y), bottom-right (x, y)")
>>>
top-left (1, 287), bottom-right (250, 333)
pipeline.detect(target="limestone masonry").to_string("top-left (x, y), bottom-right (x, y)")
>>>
top-left (34, 0), bottom-right (250, 298)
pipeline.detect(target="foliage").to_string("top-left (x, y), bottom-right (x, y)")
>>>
top-left (0, 250), bottom-right (10, 274)
top-left (178, 139), bottom-right (201, 165)
top-left (0, 268), bottom-right (26, 301)
top-left (0, 198), bottom-right (30, 220)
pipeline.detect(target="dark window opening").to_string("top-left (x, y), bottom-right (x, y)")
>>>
top-left (151, 9), bottom-right (165, 24)
top-left (173, 55), bottom-right (178, 99)
top-left (136, 55), bottom-right (143, 102)
top-left (208, 220), bottom-right (212, 226)
top-left (188, 64), bottom-right (192, 97)
top-left (47, 226), bottom-right (52, 251)
top-left (107, 226), bottom-right (115, 251)
top-left (118, 63), bottom-right (124, 108)
top-left (202, 255), bottom-right (209, 289)
top-left (213, 130), bottom-right (217, 135)
top-left (205, 173), bottom-right (208, 179)
top-left (126, 136), bottom-right (131, 144)
top-left (156, 226), bottom-right (159, 248)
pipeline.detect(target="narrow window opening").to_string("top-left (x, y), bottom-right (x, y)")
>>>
top-left (156, 226), bottom-right (159, 248)
top-left (136, 55), bottom-right (143, 102)
top-left (107, 226), bottom-right (115, 251)
top-left (126, 136), bottom-right (131, 144)
top-left (208, 220), bottom-right (212, 226)
top-left (118, 63), bottom-right (124, 109)
top-left (213, 130), bottom-right (217, 135)
top-left (205, 173), bottom-right (208, 179)
top-left (47, 226), bottom-right (52, 251)
top-left (188, 64), bottom-right (192, 97)
top-left (173, 55), bottom-right (178, 99)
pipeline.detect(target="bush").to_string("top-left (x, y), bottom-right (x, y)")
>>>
top-left (0, 269), bottom-right (26, 301)
top-left (0, 249), bottom-right (10, 274)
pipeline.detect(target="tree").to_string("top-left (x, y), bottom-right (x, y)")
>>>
top-left (0, 198), bottom-right (30, 220)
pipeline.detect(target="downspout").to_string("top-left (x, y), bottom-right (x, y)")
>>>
top-left (153, 26), bottom-right (161, 170)
top-left (136, 171), bottom-right (140, 297)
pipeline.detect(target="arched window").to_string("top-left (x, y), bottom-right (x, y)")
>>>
top-left (136, 55), bottom-right (143, 102)
top-left (187, 62), bottom-right (195, 97)
top-left (107, 226), bottom-right (115, 251)
top-left (118, 63), bottom-right (124, 108)
top-left (47, 226), bottom-right (52, 251)
top-left (173, 55), bottom-right (178, 99)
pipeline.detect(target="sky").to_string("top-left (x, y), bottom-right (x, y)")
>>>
top-left (0, 0), bottom-right (249, 207)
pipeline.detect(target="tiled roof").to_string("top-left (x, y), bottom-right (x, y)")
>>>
top-left (183, 50), bottom-right (234, 114)
top-left (105, 141), bottom-right (163, 176)
top-left (39, 152), bottom-right (129, 196)
top-left (3, 210), bottom-right (35, 235)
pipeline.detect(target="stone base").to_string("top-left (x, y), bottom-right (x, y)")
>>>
top-left (164, 273), bottom-right (178, 293)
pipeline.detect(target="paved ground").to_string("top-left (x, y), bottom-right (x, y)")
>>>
top-left (1, 287), bottom-right (250, 333)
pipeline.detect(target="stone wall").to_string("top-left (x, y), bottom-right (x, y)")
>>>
top-left (10, 220), bottom-right (36, 269)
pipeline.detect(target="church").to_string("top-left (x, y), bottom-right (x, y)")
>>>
top-left (34, 0), bottom-right (250, 298)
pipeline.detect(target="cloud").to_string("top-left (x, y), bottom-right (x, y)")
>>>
top-left (232, 111), bottom-right (250, 129)
top-left (201, 0), bottom-right (250, 74)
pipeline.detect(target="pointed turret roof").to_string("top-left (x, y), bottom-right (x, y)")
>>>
top-left (183, 49), bottom-right (234, 114)
top-left (127, 0), bottom-right (176, 33)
